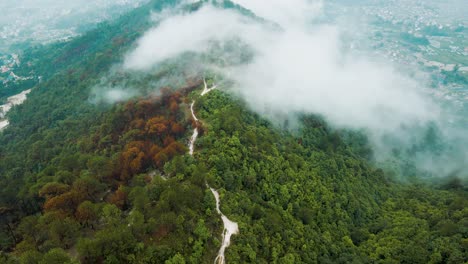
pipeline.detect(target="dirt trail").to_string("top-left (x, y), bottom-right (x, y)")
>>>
top-left (187, 79), bottom-right (239, 264)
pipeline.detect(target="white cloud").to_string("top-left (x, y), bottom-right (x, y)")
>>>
top-left (125, 3), bottom-right (439, 132)
top-left (90, 85), bottom-right (139, 104)
top-left (124, 6), bottom-right (266, 70)
top-left (122, 1), bottom-right (466, 175)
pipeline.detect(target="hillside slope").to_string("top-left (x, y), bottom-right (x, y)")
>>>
top-left (0, 1), bottom-right (466, 263)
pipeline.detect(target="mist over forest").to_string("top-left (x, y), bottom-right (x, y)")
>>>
top-left (118, 0), bottom-right (468, 178)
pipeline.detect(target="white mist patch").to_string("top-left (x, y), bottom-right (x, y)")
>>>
top-left (125, 3), bottom-right (438, 134)
top-left (124, 6), bottom-right (266, 71)
top-left (123, 1), bottom-right (467, 175)
top-left (90, 86), bottom-right (139, 104)
top-left (230, 28), bottom-right (438, 133)
top-left (104, 89), bottom-right (137, 103)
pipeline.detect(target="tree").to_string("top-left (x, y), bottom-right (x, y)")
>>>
top-left (43, 192), bottom-right (78, 214)
top-left (77, 227), bottom-right (137, 263)
top-left (86, 156), bottom-right (113, 180)
top-left (108, 185), bottom-right (128, 210)
top-left (39, 248), bottom-right (72, 264)
top-left (165, 253), bottom-right (186, 264)
top-left (72, 176), bottom-right (105, 202)
top-left (19, 250), bottom-right (43, 264)
top-left (101, 204), bottom-right (121, 227)
top-left (38, 183), bottom-right (70, 199)
top-left (146, 116), bottom-right (169, 136)
top-left (120, 142), bottom-right (146, 181)
top-left (75, 201), bottom-right (98, 228)
top-left (171, 123), bottom-right (185, 136)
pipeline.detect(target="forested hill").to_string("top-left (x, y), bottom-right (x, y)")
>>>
top-left (0, 1), bottom-right (467, 263)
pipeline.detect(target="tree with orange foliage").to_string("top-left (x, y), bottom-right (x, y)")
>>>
top-left (153, 151), bottom-right (169, 169)
top-left (145, 116), bottom-right (168, 135)
top-left (163, 136), bottom-right (175, 147)
top-left (149, 144), bottom-right (162, 158)
top-left (165, 141), bottom-right (187, 155)
top-left (130, 118), bottom-right (146, 130)
top-left (43, 192), bottom-right (78, 214)
top-left (153, 142), bottom-right (187, 169)
top-left (171, 123), bottom-right (185, 136)
top-left (108, 185), bottom-right (128, 210)
top-left (169, 99), bottom-right (179, 114)
top-left (135, 99), bottom-right (158, 119)
top-left (171, 91), bottom-right (182, 101)
top-left (120, 141), bottom-right (146, 181)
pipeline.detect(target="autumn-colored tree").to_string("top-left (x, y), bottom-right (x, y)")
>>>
top-left (129, 153), bottom-right (145, 174)
top-left (153, 142), bottom-right (187, 169)
top-left (135, 99), bottom-right (157, 119)
top-left (163, 136), bottom-right (175, 147)
top-left (38, 183), bottom-right (70, 200)
top-left (130, 118), bottom-right (146, 130)
top-left (165, 142), bottom-right (187, 156)
top-left (153, 151), bottom-right (169, 169)
top-left (169, 99), bottom-right (179, 114)
top-left (43, 192), bottom-right (78, 215)
top-left (108, 185), bottom-right (128, 210)
top-left (146, 116), bottom-right (169, 135)
top-left (171, 123), bottom-right (185, 136)
top-left (149, 144), bottom-right (162, 158)
top-left (171, 91), bottom-right (182, 101)
top-left (120, 142), bottom-right (146, 181)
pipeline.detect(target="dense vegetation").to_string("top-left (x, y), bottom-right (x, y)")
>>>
top-left (194, 91), bottom-right (467, 263)
top-left (0, 0), bottom-right (466, 263)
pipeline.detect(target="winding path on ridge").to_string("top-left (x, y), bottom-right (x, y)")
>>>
top-left (188, 78), bottom-right (239, 264)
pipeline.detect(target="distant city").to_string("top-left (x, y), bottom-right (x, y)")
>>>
top-left (1, 0), bottom-right (467, 111)
top-left (326, 0), bottom-right (467, 120)
top-left (0, 0), bottom-right (149, 53)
